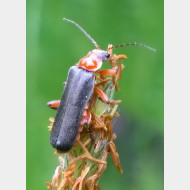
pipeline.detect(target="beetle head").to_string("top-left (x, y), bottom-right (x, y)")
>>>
top-left (78, 49), bottom-right (110, 72)
top-left (91, 49), bottom-right (110, 62)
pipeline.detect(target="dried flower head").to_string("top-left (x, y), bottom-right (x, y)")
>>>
top-left (46, 45), bottom-right (126, 190)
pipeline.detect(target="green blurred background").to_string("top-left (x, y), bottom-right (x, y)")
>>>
top-left (26, 0), bottom-right (163, 189)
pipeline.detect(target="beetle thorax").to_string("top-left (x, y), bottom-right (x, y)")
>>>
top-left (77, 49), bottom-right (110, 72)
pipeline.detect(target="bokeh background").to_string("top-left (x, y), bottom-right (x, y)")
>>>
top-left (26, 0), bottom-right (163, 189)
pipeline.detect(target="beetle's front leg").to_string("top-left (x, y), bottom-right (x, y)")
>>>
top-left (94, 87), bottom-right (121, 105)
top-left (97, 68), bottom-right (118, 89)
top-left (99, 68), bottom-right (117, 77)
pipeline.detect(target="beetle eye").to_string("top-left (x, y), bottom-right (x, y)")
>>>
top-left (106, 53), bottom-right (110, 59)
top-left (101, 52), bottom-right (110, 61)
top-left (95, 50), bottom-right (110, 61)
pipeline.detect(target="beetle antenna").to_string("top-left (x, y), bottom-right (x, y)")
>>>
top-left (109, 42), bottom-right (156, 52)
top-left (63, 18), bottom-right (100, 49)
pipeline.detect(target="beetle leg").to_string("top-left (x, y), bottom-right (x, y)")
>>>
top-left (47, 100), bottom-right (60, 110)
top-left (73, 109), bottom-right (92, 148)
top-left (99, 68), bottom-right (117, 77)
top-left (47, 83), bottom-right (66, 110)
top-left (95, 78), bottom-right (112, 87)
top-left (94, 87), bottom-right (121, 105)
top-left (80, 109), bottom-right (91, 126)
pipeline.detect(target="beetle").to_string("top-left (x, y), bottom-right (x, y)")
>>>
top-left (47, 18), bottom-right (155, 152)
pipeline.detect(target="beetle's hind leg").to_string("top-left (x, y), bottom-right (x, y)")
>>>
top-left (73, 108), bottom-right (92, 147)
top-left (80, 108), bottom-right (91, 126)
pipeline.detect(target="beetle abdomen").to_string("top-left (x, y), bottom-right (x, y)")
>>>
top-left (50, 66), bottom-right (94, 151)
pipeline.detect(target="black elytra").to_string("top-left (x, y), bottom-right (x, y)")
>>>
top-left (50, 66), bottom-right (95, 151)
